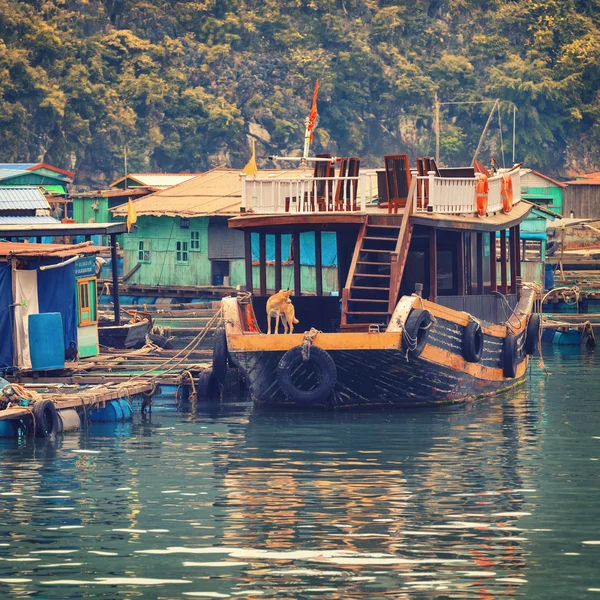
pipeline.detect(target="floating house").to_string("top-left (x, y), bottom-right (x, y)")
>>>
top-left (111, 168), bottom-right (338, 294)
top-left (0, 242), bottom-right (103, 370)
top-left (564, 173), bottom-right (600, 218)
top-left (0, 187), bottom-right (59, 228)
top-left (520, 169), bottom-right (566, 215)
top-left (0, 163), bottom-right (73, 196)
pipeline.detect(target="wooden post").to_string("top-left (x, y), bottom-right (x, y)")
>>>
top-left (275, 234), bottom-right (282, 292)
top-left (315, 230), bottom-right (323, 297)
top-left (515, 224), bottom-right (522, 278)
top-left (259, 232), bottom-right (267, 296)
top-left (457, 232), bottom-right (465, 295)
top-left (465, 232), bottom-right (472, 294)
top-left (476, 232), bottom-right (484, 295)
top-left (490, 232), bottom-right (497, 292)
top-left (429, 228), bottom-right (437, 302)
top-left (110, 233), bottom-right (120, 326)
top-left (36, 236), bottom-right (42, 244)
top-left (509, 226), bottom-right (517, 294)
top-left (293, 233), bottom-right (301, 296)
top-left (244, 230), bottom-right (253, 293)
top-left (500, 229), bottom-right (508, 295)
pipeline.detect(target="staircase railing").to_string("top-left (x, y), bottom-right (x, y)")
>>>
top-left (341, 220), bottom-right (368, 326)
top-left (388, 176), bottom-right (417, 313)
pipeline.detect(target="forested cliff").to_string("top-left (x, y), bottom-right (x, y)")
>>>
top-left (1, 0), bottom-right (599, 186)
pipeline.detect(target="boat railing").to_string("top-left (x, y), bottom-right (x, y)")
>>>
top-left (242, 167), bottom-right (521, 216)
top-left (241, 171), bottom-right (379, 214)
top-left (413, 168), bottom-right (521, 214)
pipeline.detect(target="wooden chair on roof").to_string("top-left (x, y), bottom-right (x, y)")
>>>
top-left (384, 155), bottom-right (411, 214)
top-left (305, 153), bottom-right (335, 211)
top-left (334, 157), bottom-right (361, 211)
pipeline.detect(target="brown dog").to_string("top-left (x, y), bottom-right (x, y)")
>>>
top-left (280, 302), bottom-right (299, 334)
top-left (266, 289), bottom-right (293, 334)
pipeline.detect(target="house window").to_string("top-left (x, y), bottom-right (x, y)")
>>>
top-left (176, 240), bottom-right (189, 264)
top-left (138, 240), bottom-right (151, 262)
top-left (191, 231), bottom-right (201, 251)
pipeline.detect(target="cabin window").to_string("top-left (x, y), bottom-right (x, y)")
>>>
top-left (176, 241), bottom-right (189, 264)
top-left (190, 231), bottom-right (201, 251)
top-left (138, 240), bottom-right (151, 262)
top-left (77, 277), bottom-right (97, 326)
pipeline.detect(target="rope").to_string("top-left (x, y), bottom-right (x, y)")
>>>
top-left (181, 370), bottom-right (197, 402)
top-left (1, 384), bottom-right (42, 404)
top-left (301, 328), bottom-right (320, 361)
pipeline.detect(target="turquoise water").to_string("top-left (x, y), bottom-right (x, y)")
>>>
top-left (1, 349), bottom-right (599, 598)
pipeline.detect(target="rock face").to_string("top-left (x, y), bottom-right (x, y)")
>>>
top-left (249, 123), bottom-right (271, 144)
top-left (0, 0), bottom-right (596, 184)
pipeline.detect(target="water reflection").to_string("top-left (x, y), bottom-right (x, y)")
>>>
top-left (1, 352), bottom-right (599, 598)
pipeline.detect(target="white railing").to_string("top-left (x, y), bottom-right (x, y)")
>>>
top-left (413, 168), bottom-right (522, 215)
top-left (242, 172), bottom-right (379, 214)
top-left (242, 168), bottom-right (521, 216)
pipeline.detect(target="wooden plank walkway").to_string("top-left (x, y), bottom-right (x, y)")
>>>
top-left (0, 380), bottom-right (156, 421)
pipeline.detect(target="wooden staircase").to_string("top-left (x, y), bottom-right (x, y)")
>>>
top-left (341, 179), bottom-right (416, 331)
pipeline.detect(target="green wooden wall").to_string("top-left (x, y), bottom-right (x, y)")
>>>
top-left (522, 187), bottom-right (563, 215)
top-left (72, 197), bottom-right (111, 224)
top-left (122, 215), bottom-right (339, 294)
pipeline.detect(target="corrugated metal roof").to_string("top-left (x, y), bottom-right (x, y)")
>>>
top-left (111, 168), bottom-right (308, 217)
top-left (564, 178), bottom-right (600, 185)
top-left (110, 173), bottom-right (197, 189)
top-left (0, 241), bottom-right (101, 259)
top-left (0, 187), bottom-right (52, 210)
top-left (0, 169), bottom-right (29, 181)
top-left (0, 164), bottom-right (37, 170)
top-left (0, 216), bottom-right (59, 224)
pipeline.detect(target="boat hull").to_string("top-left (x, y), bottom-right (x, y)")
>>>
top-left (226, 295), bottom-right (532, 409)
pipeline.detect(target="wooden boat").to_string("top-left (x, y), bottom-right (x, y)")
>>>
top-left (98, 310), bottom-right (152, 349)
top-left (220, 156), bottom-right (540, 408)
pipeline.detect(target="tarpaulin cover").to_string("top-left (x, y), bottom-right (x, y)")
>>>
top-left (14, 269), bottom-right (39, 368)
top-left (251, 232), bottom-right (337, 266)
top-left (0, 264), bottom-right (14, 368)
top-left (35, 259), bottom-right (77, 351)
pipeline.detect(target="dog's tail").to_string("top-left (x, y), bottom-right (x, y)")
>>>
top-left (293, 317), bottom-right (299, 324)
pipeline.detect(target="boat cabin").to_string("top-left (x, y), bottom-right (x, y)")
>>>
top-left (228, 155), bottom-right (530, 332)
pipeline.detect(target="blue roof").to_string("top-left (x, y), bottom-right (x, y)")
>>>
top-left (0, 216), bottom-right (59, 224)
top-left (0, 187), bottom-right (51, 211)
top-left (0, 163), bottom-right (37, 170)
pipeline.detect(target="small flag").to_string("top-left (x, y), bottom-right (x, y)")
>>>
top-left (307, 79), bottom-right (319, 141)
top-left (242, 139), bottom-right (258, 176)
top-left (126, 198), bottom-right (137, 232)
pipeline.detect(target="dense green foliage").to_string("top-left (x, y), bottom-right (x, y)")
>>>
top-left (1, 0), bottom-right (599, 184)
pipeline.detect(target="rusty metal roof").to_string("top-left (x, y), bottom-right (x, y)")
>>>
top-left (0, 186), bottom-right (52, 211)
top-left (111, 167), bottom-right (308, 218)
top-left (0, 242), bottom-right (102, 259)
top-left (110, 173), bottom-right (198, 189)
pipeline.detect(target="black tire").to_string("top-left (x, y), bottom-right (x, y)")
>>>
top-left (212, 329), bottom-right (228, 381)
top-left (32, 400), bottom-right (59, 438)
top-left (222, 368), bottom-right (246, 399)
top-left (403, 309), bottom-right (432, 357)
top-left (525, 314), bottom-right (541, 355)
top-left (462, 320), bottom-right (484, 363)
top-left (197, 368), bottom-right (220, 402)
top-left (277, 345), bottom-right (337, 405)
top-left (503, 333), bottom-right (518, 378)
top-left (147, 333), bottom-right (173, 350)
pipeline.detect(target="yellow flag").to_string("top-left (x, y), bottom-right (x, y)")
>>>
top-left (127, 198), bottom-right (137, 232)
top-left (242, 139), bottom-right (258, 176)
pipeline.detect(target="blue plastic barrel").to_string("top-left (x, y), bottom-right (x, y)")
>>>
top-left (117, 399), bottom-right (133, 421)
top-left (28, 313), bottom-right (65, 370)
top-left (0, 421), bottom-right (16, 437)
top-left (88, 400), bottom-right (124, 422)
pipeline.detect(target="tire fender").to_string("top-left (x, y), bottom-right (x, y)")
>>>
top-left (197, 368), bottom-right (221, 402)
top-left (277, 345), bottom-right (337, 405)
top-left (462, 320), bottom-right (484, 363)
top-left (403, 308), bottom-right (432, 357)
top-left (212, 329), bottom-right (228, 381)
top-left (503, 333), bottom-right (518, 378)
top-left (32, 400), bottom-right (59, 438)
top-left (524, 314), bottom-right (541, 355)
